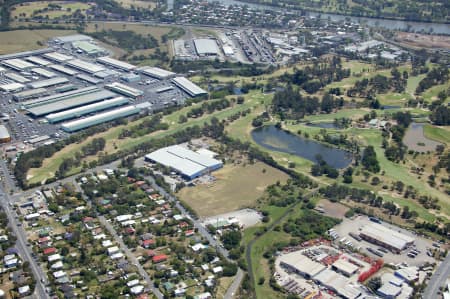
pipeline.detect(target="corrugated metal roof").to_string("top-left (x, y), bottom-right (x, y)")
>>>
top-left (0, 125), bottom-right (10, 139)
top-left (97, 56), bottom-right (136, 71)
top-left (141, 66), bottom-right (175, 79)
top-left (28, 77), bottom-right (69, 89)
top-left (194, 39), bottom-right (219, 55)
top-left (27, 89), bottom-right (116, 116)
top-left (171, 77), bottom-right (206, 96)
top-left (360, 223), bottom-right (415, 251)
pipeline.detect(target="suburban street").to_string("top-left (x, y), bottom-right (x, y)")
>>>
top-left (422, 251), bottom-right (450, 299)
top-left (99, 215), bottom-right (164, 299)
top-left (0, 186), bottom-right (49, 299)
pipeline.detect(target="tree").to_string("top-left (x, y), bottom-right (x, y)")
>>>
top-left (221, 230), bottom-right (242, 250)
top-left (362, 146), bottom-right (380, 173)
top-left (368, 277), bottom-right (382, 292)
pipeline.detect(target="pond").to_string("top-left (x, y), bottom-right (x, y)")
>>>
top-left (403, 122), bottom-right (442, 152)
top-left (251, 125), bottom-right (353, 168)
top-left (305, 122), bottom-right (341, 129)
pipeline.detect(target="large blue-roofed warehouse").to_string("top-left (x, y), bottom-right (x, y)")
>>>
top-left (145, 145), bottom-right (223, 180)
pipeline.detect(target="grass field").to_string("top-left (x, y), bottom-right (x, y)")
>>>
top-left (0, 29), bottom-right (75, 54)
top-left (11, 1), bottom-right (91, 19)
top-left (423, 125), bottom-right (450, 145)
top-left (177, 162), bottom-right (289, 217)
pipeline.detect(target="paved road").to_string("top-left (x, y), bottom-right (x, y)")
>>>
top-left (0, 187), bottom-right (49, 299)
top-left (422, 251), bottom-right (450, 299)
top-left (99, 216), bottom-right (164, 299)
top-left (224, 268), bottom-right (244, 299)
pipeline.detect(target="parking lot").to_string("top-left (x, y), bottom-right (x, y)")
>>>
top-left (0, 38), bottom-right (190, 149)
top-left (331, 215), bottom-right (436, 266)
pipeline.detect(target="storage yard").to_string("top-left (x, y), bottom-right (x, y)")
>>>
top-left (0, 34), bottom-right (207, 147)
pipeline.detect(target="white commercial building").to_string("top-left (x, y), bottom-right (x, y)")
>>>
top-left (145, 145), bottom-right (223, 180)
top-left (171, 77), bottom-right (207, 97)
top-left (359, 223), bottom-right (415, 253)
top-left (278, 252), bottom-right (326, 279)
top-left (194, 39), bottom-right (219, 56)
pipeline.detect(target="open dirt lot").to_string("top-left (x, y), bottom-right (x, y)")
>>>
top-left (395, 32), bottom-right (450, 49)
top-left (317, 199), bottom-right (349, 219)
top-left (178, 162), bottom-right (289, 217)
top-left (203, 209), bottom-right (262, 228)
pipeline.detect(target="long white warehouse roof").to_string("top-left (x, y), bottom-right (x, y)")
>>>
top-left (48, 64), bottom-right (78, 76)
top-left (97, 56), bottom-right (136, 71)
top-left (28, 77), bottom-right (69, 89)
top-left (0, 82), bottom-right (24, 92)
top-left (32, 68), bottom-right (56, 78)
top-left (46, 96), bottom-right (129, 123)
top-left (2, 58), bottom-right (35, 70)
top-left (141, 66), bottom-right (175, 79)
top-left (61, 105), bottom-right (140, 132)
top-left (106, 82), bottom-right (143, 98)
top-left (26, 56), bottom-right (51, 66)
top-left (279, 252), bottom-right (326, 278)
top-left (44, 52), bottom-right (73, 62)
top-left (27, 89), bottom-right (116, 116)
top-left (171, 77), bottom-right (206, 96)
top-left (66, 59), bottom-right (105, 74)
top-left (145, 145), bottom-right (222, 178)
top-left (5, 72), bottom-right (30, 83)
top-left (22, 86), bottom-right (99, 108)
top-left (360, 223), bottom-right (415, 251)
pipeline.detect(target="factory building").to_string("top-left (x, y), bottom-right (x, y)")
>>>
top-left (72, 41), bottom-right (105, 56)
top-left (61, 105), bottom-right (140, 132)
top-left (43, 52), bottom-right (73, 63)
top-left (121, 73), bottom-right (141, 83)
top-left (359, 223), bottom-right (415, 253)
top-left (278, 252), bottom-right (326, 279)
top-left (2, 58), bottom-right (35, 71)
top-left (25, 56), bottom-right (51, 66)
top-left (0, 83), bottom-right (25, 92)
top-left (194, 39), bottom-right (219, 57)
top-left (145, 145), bottom-right (223, 180)
top-left (23, 86), bottom-right (99, 109)
top-left (53, 34), bottom-right (93, 44)
top-left (27, 88), bottom-right (117, 117)
top-left (46, 96), bottom-right (129, 123)
top-left (106, 82), bottom-right (143, 99)
top-left (5, 72), bottom-right (30, 83)
top-left (13, 88), bottom-right (48, 101)
top-left (76, 74), bottom-right (102, 85)
top-left (66, 59), bottom-right (105, 74)
top-left (28, 77), bottom-right (69, 89)
top-left (314, 269), bottom-right (362, 299)
top-left (0, 125), bottom-right (11, 143)
top-left (171, 77), bottom-right (207, 97)
top-left (97, 56), bottom-right (136, 72)
top-left (140, 66), bottom-right (176, 80)
top-left (31, 68), bottom-right (57, 78)
top-left (48, 64), bottom-right (78, 76)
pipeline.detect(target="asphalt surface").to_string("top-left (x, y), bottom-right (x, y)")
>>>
top-left (422, 251), bottom-right (450, 299)
top-left (0, 187), bottom-right (49, 299)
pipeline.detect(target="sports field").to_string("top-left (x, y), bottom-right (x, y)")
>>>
top-left (177, 162), bottom-right (289, 217)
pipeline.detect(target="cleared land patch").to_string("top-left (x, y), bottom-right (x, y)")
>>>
top-left (177, 162), bottom-right (289, 217)
top-left (11, 1), bottom-right (91, 19)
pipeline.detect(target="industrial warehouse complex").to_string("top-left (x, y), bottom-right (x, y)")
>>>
top-left (145, 145), bottom-right (223, 180)
top-left (359, 223), bottom-right (415, 253)
top-left (0, 34), bottom-right (207, 145)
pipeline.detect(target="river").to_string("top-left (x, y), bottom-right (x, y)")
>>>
top-left (205, 0), bottom-right (450, 34)
top-left (252, 125), bottom-right (353, 168)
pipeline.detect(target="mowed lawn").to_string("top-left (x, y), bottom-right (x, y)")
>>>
top-left (11, 1), bottom-right (91, 19)
top-left (0, 29), bottom-right (75, 54)
top-left (177, 162), bottom-right (289, 217)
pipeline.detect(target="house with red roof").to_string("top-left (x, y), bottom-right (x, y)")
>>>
top-left (142, 239), bottom-right (155, 249)
top-left (43, 247), bottom-right (57, 255)
top-left (152, 254), bottom-right (168, 263)
top-left (185, 230), bottom-right (195, 237)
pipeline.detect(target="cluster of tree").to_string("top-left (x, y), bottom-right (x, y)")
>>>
top-left (383, 111), bottom-right (412, 162)
top-left (185, 98), bottom-right (230, 119)
top-left (361, 146), bottom-right (380, 173)
top-left (119, 114), bottom-right (169, 138)
top-left (347, 71), bottom-right (407, 99)
top-left (415, 66), bottom-right (449, 94)
top-left (251, 111), bottom-right (270, 127)
top-left (414, 221), bottom-right (450, 239)
top-left (430, 105), bottom-right (450, 126)
top-left (272, 85), bottom-right (344, 119)
top-left (80, 138), bottom-right (105, 156)
top-left (221, 230), bottom-right (242, 250)
top-left (283, 211), bottom-right (341, 241)
top-left (314, 129), bottom-right (360, 152)
top-left (311, 155), bottom-right (339, 178)
top-left (89, 30), bottom-right (159, 51)
top-left (279, 57), bottom-right (350, 94)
